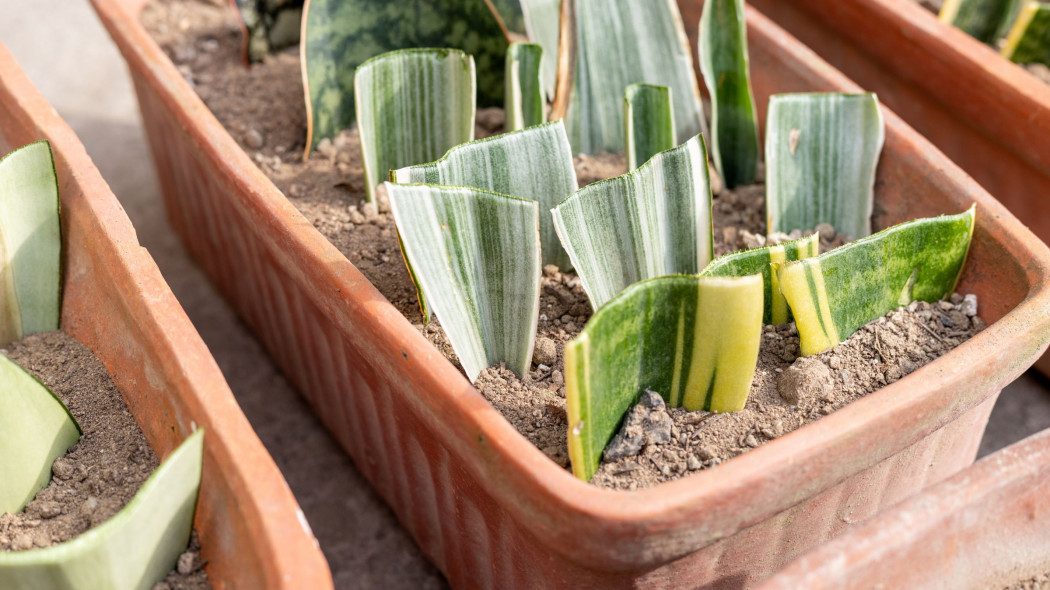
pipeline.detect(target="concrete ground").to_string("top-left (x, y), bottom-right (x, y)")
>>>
top-left (3, 1), bottom-right (1050, 588)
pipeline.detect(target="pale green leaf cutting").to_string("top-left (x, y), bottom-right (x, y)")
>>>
top-left (552, 134), bottom-right (713, 310)
top-left (234, 0), bottom-right (303, 62)
top-left (552, 0), bottom-right (706, 155)
top-left (701, 233), bottom-right (820, 325)
top-left (940, 0), bottom-right (1025, 44)
top-left (699, 0), bottom-right (760, 188)
top-left (0, 354), bottom-right (80, 514)
top-left (386, 183), bottom-right (540, 381)
top-left (520, 0), bottom-right (561, 99)
top-left (0, 141), bottom-right (61, 347)
top-left (505, 43), bottom-right (546, 132)
top-left (0, 430), bottom-right (204, 590)
top-left (778, 207), bottom-right (975, 357)
top-left (355, 49), bottom-right (477, 203)
top-left (565, 275), bottom-right (763, 481)
top-left (1002, 2), bottom-right (1050, 65)
top-left (624, 84), bottom-right (675, 170)
top-left (765, 93), bottom-right (884, 240)
top-left (392, 120), bottom-right (577, 271)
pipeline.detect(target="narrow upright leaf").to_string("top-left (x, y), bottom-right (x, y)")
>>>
top-left (624, 84), bottom-right (675, 170)
top-left (234, 0), bottom-right (303, 63)
top-left (701, 233), bottom-right (820, 325)
top-left (355, 49), bottom-right (476, 203)
top-left (505, 43), bottom-right (546, 132)
top-left (1002, 2), bottom-right (1050, 65)
top-left (565, 275), bottom-right (763, 481)
top-left (552, 134), bottom-right (713, 310)
top-left (387, 183), bottom-right (541, 381)
top-left (778, 207), bottom-right (975, 357)
top-left (521, 0), bottom-right (561, 99)
top-left (940, 0), bottom-right (1025, 44)
top-left (699, 0), bottom-right (760, 188)
top-left (765, 93), bottom-right (885, 240)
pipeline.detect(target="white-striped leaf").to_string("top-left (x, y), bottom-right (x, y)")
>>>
top-left (624, 83), bottom-right (675, 170)
top-left (552, 134), bottom-right (713, 310)
top-left (387, 183), bottom-right (541, 381)
top-left (521, 0), bottom-right (561, 100)
top-left (765, 93), bottom-right (885, 240)
top-left (1002, 2), bottom-right (1050, 65)
top-left (940, 0), bottom-right (1025, 44)
top-left (505, 43), bottom-right (547, 131)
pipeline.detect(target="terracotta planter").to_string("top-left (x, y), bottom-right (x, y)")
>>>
top-left (90, 0), bottom-right (1050, 586)
top-left (747, 0), bottom-right (1050, 376)
top-left (0, 43), bottom-right (332, 589)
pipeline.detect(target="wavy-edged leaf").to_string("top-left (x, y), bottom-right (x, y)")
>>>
top-left (565, 275), bottom-right (763, 481)
top-left (505, 43), bottom-right (546, 132)
top-left (701, 233), bottom-right (819, 325)
top-left (0, 430), bottom-right (204, 590)
top-left (552, 134), bottom-right (713, 310)
top-left (551, 0), bottom-right (705, 155)
top-left (940, 0), bottom-right (1025, 44)
top-left (301, 0), bottom-right (506, 155)
top-left (778, 207), bottom-right (975, 357)
top-left (699, 0), bottom-right (759, 188)
top-left (1002, 2), bottom-right (1050, 65)
top-left (355, 49), bottom-right (477, 203)
top-left (0, 354), bottom-right (80, 514)
top-left (0, 142), bottom-right (61, 347)
top-left (521, 0), bottom-right (561, 100)
top-left (392, 120), bottom-right (576, 271)
top-left (765, 93), bottom-right (884, 240)
top-left (624, 84), bottom-right (675, 170)
top-left (233, 0), bottom-right (303, 63)
top-left (386, 183), bottom-right (540, 381)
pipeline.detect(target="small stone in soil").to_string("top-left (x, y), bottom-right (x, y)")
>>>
top-left (777, 357), bottom-right (834, 405)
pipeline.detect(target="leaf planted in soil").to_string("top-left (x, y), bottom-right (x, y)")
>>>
top-left (940, 0), bottom-right (1025, 44)
top-left (387, 183), bottom-right (541, 381)
top-left (1002, 2), bottom-right (1050, 65)
top-left (505, 43), bottom-right (546, 132)
top-left (624, 83), bottom-right (675, 171)
top-left (765, 93), bottom-right (884, 240)
top-left (234, 0), bottom-right (304, 63)
top-left (565, 275), bottom-right (764, 481)
top-left (552, 134), bottom-right (713, 310)
top-left (777, 207), bottom-right (976, 357)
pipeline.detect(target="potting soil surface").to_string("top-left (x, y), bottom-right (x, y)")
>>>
top-left (0, 331), bottom-right (209, 590)
top-left (1006, 571), bottom-right (1050, 589)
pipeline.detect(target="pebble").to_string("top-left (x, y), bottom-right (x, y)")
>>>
top-left (244, 128), bottom-right (264, 149)
top-left (961, 294), bottom-right (978, 317)
top-left (778, 357), bottom-right (834, 405)
top-left (361, 202), bottom-right (379, 221)
top-left (347, 206), bottom-right (365, 225)
top-left (687, 455), bottom-right (703, 470)
top-left (52, 457), bottom-right (74, 480)
top-left (532, 337), bottom-right (557, 366)
top-left (177, 551), bottom-right (196, 575)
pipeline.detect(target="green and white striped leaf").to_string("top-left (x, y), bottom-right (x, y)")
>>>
top-left (552, 0), bottom-right (706, 155)
top-left (0, 354), bottom-right (80, 515)
top-left (565, 275), bottom-right (763, 481)
top-left (505, 43), bottom-right (546, 132)
top-left (301, 0), bottom-right (506, 155)
top-left (940, 0), bottom-right (1025, 44)
top-left (765, 93), bottom-right (884, 240)
top-left (355, 49), bottom-right (477, 203)
top-left (699, 0), bottom-right (760, 188)
top-left (0, 142), bottom-right (61, 347)
top-left (552, 134), bottom-right (713, 310)
top-left (778, 207), bottom-right (975, 357)
top-left (386, 183), bottom-right (541, 381)
top-left (521, 0), bottom-right (561, 99)
top-left (624, 84), bottom-right (675, 170)
top-left (392, 120), bottom-right (576, 271)
top-left (234, 0), bottom-right (303, 63)
top-left (0, 430), bottom-right (203, 590)
top-left (1002, 2), bottom-right (1050, 65)
top-left (701, 233), bottom-right (820, 325)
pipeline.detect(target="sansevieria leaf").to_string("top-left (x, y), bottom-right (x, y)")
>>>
top-left (1002, 2), bottom-right (1050, 65)
top-left (0, 354), bottom-right (80, 514)
top-left (355, 49), bottom-right (476, 203)
top-left (565, 275), bottom-right (763, 481)
top-left (505, 43), bottom-right (546, 132)
top-left (0, 142), bottom-right (61, 347)
top-left (392, 120), bottom-right (577, 271)
top-left (940, 0), bottom-right (1025, 44)
top-left (520, 0), bottom-right (561, 99)
top-left (699, 0), bottom-right (760, 188)
top-left (765, 93), bottom-right (884, 240)
top-left (386, 183), bottom-right (540, 381)
top-left (778, 207), bottom-right (976, 357)
top-left (701, 233), bottom-right (820, 325)
top-left (551, 0), bottom-right (706, 155)
top-left (552, 134), bottom-right (713, 310)
top-left (0, 430), bottom-right (204, 590)
top-left (234, 0), bottom-right (303, 63)
top-left (624, 84), bottom-right (675, 170)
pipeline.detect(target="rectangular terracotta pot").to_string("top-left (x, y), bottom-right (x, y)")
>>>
top-left (90, 0), bottom-right (1050, 586)
top-left (747, 0), bottom-right (1050, 376)
top-left (0, 43), bottom-right (332, 589)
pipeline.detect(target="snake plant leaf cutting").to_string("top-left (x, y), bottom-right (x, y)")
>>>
top-left (520, 0), bottom-right (561, 99)
top-left (301, 0), bottom-right (506, 155)
top-left (940, 0), bottom-right (1025, 44)
top-left (552, 134), bottom-right (713, 310)
top-left (1002, 2), bottom-right (1050, 65)
top-left (565, 275), bottom-right (763, 481)
top-left (699, 0), bottom-right (760, 188)
top-left (778, 207), bottom-right (976, 357)
top-left (551, 0), bottom-right (705, 155)
top-left (0, 354), bottom-right (80, 515)
top-left (0, 141), bottom-right (61, 347)
top-left (624, 84), bottom-right (675, 170)
top-left (386, 183), bottom-right (541, 382)
top-left (234, 0), bottom-right (303, 63)
top-left (0, 430), bottom-right (204, 590)
top-left (355, 49), bottom-right (476, 203)
top-left (765, 93), bottom-right (884, 240)
top-left (392, 120), bottom-right (576, 271)
top-left (505, 43), bottom-right (546, 131)
top-left (701, 233), bottom-right (820, 325)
